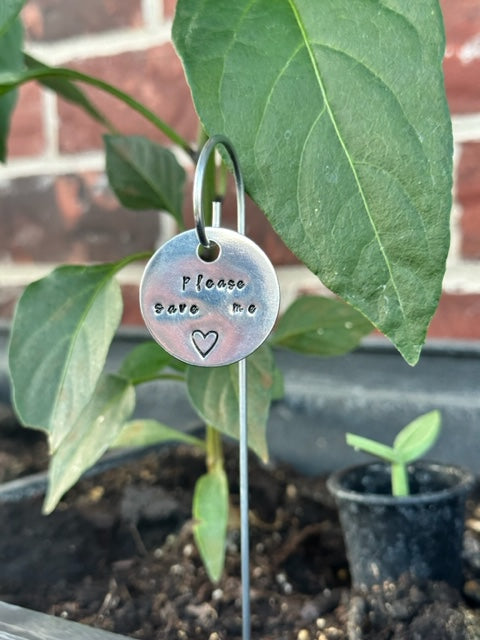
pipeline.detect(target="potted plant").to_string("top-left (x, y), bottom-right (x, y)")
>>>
top-left (328, 410), bottom-right (474, 590)
top-left (0, 0), bottom-right (469, 637)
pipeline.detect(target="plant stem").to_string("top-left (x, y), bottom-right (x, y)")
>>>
top-left (4, 66), bottom-right (196, 159)
top-left (391, 461), bottom-right (410, 496)
top-left (206, 424), bottom-right (224, 472)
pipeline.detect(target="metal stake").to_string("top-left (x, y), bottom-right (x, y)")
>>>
top-left (212, 193), bottom-right (250, 640)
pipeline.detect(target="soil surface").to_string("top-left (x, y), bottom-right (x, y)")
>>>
top-left (0, 410), bottom-right (480, 640)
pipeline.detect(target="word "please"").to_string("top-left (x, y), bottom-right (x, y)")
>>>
top-left (182, 274), bottom-right (246, 292)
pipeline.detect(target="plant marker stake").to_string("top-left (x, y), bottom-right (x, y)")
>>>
top-left (140, 135), bottom-right (280, 640)
top-left (212, 197), bottom-right (250, 639)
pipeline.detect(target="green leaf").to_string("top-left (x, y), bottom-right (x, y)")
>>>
top-left (393, 409), bottom-right (441, 464)
top-left (24, 54), bottom-right (114, 131)
top-left (186, 344), bottom-right (276, 462)
top-left (43, 374), bottom-right (135, 514)
top-left (271, 365), bottom-right (285, 402)
top-left (0, 18), bottom-right (23, 161)
top-left (118, 341), bottom-right (185, 385)
top-left (112, 419), bottom-right (204, 449)
top-left (346, 432), bottom-right (397, 463)
top-left (193, 468), bottom-right (229, 582)
top-left (271, 295), bottom-right (372, 356)
top-left (9, 262), bottom-right (125, 452)
top-left (173, 0), bottom-right (452, 365)
top-left (104, 135), bottom-right (186, 223)
top-left (0, 1), bottom-right (25, 36)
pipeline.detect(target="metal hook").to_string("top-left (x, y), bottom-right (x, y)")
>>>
top-left (194, 135), bottom-right (251, 640)
top-left (193, 134), bottom-right (246, 247)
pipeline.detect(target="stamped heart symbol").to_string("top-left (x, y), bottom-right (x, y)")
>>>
top-left (191, 330), bottom-right (219, 358)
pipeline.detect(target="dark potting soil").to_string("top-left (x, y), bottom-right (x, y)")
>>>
top-left (0, 413), bottom-right (480, 639)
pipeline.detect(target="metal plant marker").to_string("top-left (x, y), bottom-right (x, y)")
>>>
top-left (140, 135), bottom-right (280, 640)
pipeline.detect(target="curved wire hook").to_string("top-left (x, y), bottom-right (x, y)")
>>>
top-left (193, 134), bottom-right (245, 248)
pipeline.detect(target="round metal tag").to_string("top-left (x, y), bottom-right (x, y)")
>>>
top-left (140, 227), bottom-right (280, 366)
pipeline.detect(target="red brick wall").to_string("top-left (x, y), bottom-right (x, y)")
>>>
top-left (2, 0), bottom-right (480, 342)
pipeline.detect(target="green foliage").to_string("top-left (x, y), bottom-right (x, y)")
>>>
top-left (24, 54), bottom-right (114, 131)
top-left (0, 17), bottom-right (22, 161)
top-left (0, 1), bottom-right (25, 35)
top-left (4, 1), bottom-right (452, 579)
top-left (105, 135), bottom-right (186, 224)
top-left (346, 410), bottom-right (442, 496)
top-left (271, 295), bottom-right (372, 356)
top-left (43, 374), bottom-right (135, 514)
top-left (0, 65), bottom-right (193, 156)
top-left (193, 467), bottom-right (229, 583)
top-left (186, 344), bottom-right (278, 463)
top-left (173, 0), bottom-right (452, 365)
top-left (113, 419), bottom-right (204, 450)
top-left (9, 262), bottom-right (127, 451)
top-left (117, 341), bottom-right (186, 385)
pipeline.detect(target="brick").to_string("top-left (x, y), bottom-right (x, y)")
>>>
top-left (58, 44), bottom-right (197, 153)
top-left (121, 284), bottom-right (143, 325)
top-left (163, 0), bottom-right (177, 20)
top-left (457, 142), bottom-right (480, 259)
top-left (0, 173), bottom-right (159, 264)
top-left (428, 292), bottom-right (480, 339)
top-left (441, 0), bottom-right (480, 113)
top-left (22, 0), bottom-right (143, 42)
top-left (0, 286), bottom-right (23, 321)
top-left (8, 84), bottom-right (45, 158)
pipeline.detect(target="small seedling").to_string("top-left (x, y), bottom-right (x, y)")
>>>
top-left (346, 410), bottom-right (442, 496)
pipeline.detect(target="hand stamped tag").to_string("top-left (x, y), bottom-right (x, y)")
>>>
top-left (140, 227), bottom-right (280, 366)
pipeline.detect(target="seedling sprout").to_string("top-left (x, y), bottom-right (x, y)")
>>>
top-left (346, 410), bottom-right (442, 496)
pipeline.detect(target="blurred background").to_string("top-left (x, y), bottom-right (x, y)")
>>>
top-left (1, 0), bottom-right (479, 341)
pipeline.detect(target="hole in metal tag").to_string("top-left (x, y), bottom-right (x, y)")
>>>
top-left (197, 240), bottom-right (221, 263)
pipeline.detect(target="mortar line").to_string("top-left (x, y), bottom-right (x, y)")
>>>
top-left (25, 25), bottom-right (172, 66)
top-left (142, 0), bottom-right (164, 30)
top-left (42, 89), bottom-right (59, 159)
top-left (1, 152), bottom-right (106, 178)
top-left (452, 113), bottom-right (480, 143)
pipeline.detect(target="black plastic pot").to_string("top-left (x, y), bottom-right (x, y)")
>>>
top-left (327, 461), bottom-right (474, 589)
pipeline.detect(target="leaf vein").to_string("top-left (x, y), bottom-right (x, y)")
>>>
top-left (287, 0), bottom-right (406, 319)
top-left (311, 40), bottom-right (429, 170)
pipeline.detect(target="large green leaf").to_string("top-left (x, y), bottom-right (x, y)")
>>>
top-left (105, 135), bottom-right (186, 224)
top-left (0, 1), bottom-right (25, 36)
top-left (271, 295), bottom-right (372, 355)
top-left (186, 344), bottom-right (277, 462)
top-left (173, 0), bottom-right (452, 365)
top-left (43, 374), bottom-right (135, 514)
top-left (9, 262), bottom-right (126, 451)
top-left (0, 17), bottom-right (23, 161)
top-left (193, 468), bottom-right (229, 582)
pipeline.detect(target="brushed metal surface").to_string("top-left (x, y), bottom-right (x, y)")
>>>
top-left (140, 227), bottom-right (280, 366)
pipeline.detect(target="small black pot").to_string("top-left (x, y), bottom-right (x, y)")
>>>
top-left (327, 461), bottom-right (474, 589)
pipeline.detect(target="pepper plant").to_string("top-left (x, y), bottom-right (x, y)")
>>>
top-left (1, 1), bottom-right (452, 581)
top-left (346, 410), bottom-right (442, 496)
